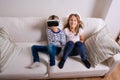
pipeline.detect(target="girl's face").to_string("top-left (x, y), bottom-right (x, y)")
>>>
top-left (69, 16), bottom-right (78, 29)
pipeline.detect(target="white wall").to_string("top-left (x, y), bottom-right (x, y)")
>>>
top-left (0, 0), bottom-right (109, 18)
top-left (94, 0), bottom-right (112, 19)
top-left (105, 0), bottom-right (120, 39)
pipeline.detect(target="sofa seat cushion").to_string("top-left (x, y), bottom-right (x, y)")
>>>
top-left (49, 56), bottom-right (109, 78)
top-left (0, 42), bottom-right (49, 79)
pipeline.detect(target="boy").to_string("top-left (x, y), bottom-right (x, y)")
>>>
top-left (28, 15), bottom-right (66, 68)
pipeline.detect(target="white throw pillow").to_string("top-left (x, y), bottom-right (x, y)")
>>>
top-left (85, 27), bottom-right (120, 67)
top-left (0, 28), bottom-right (22, 72)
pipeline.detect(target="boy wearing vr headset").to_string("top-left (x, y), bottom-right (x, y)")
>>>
top-left (28, 15), bottom-right (66, 69)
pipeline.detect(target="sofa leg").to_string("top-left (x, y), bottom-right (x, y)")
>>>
top-left (100, 74), bottom-right (109, 78)
top-left (100, 75), bottom-right (105, 78)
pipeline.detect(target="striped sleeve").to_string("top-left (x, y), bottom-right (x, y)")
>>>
top-left (46, 28), bottom-right (53, 44)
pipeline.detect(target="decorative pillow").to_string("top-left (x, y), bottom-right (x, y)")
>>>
top-left (0, 28), bottom-right (22, 72)
top-left (85, 27), bottom-right (120, 67)
top-left (116, 32), bottom-right (120, 45)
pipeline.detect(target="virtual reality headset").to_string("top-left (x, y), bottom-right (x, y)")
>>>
top-left (47, 20), bottom-right (59, 27)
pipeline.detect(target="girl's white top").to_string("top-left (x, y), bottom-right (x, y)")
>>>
top-left (64, 28), bottom-right (84, 42)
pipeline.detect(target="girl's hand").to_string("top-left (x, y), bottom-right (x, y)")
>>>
top-left (80, 33), bottom-right (85, 42)
top-left (80, 40), bottom-right (84, 43)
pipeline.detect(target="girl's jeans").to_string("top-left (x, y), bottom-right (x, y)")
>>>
top-left (62, 41), bottom-right (87, 61)
top-left (31, 43), bottom-right (61, 66)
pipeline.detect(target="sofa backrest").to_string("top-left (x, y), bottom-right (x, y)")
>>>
top-left (0, 17), bottom-right (105, 42)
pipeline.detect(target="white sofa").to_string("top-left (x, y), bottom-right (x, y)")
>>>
top-left (0, 17), bottom-right (120, 79)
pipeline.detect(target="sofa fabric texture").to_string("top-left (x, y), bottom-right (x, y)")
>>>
top-left (0, 28), bottom-right (22, 72)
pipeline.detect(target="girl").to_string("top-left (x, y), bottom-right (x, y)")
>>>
top-left (29, 15), bottom-right (66, 69)
top-left (58, 14), bottom-right (91, 69)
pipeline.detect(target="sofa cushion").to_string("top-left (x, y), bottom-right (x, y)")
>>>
top-left (82, 18), bottom-right (105, 39)
top-left (0, 28), bottom-right (22, 72)
top-left (0, 17), bottom-right (46, 42)
top-left (49, 56), bottom-right (109, 78)
top-left (85, 27), bottom-right (120, 67)
top-left (0, 42), bottom-right (49, 79)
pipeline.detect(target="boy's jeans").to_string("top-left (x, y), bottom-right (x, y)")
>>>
top-left (62, 41), bottom-right (87, 61)
top-left (31, 43), bottom-right (61, 66)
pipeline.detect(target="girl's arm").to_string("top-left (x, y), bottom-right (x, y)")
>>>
top-left (79, 28), bottom-right (85, 43)
top-left (80, 33), bottom-right (85, 43)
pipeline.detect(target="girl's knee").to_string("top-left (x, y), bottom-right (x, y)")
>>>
top-left (66, 41), bottom-right (74, 47)
top-left (75, 41), bottom-right (84, 47)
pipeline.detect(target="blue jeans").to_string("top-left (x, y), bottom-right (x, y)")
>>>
top-left (62, 41), bottom-right (87, 61)
top-left (31, 43), bottom-right (61, 66)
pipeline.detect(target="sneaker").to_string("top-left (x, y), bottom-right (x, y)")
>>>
top-left (58, 59), bottom-right (65, 69)
top-left (27, 62), bottom-right (40, 69)
top-left (49, 65), bottom-right (55, 73)
top-left (82, 60), bottom-right (91, 69)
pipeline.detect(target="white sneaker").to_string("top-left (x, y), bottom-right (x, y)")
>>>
top-left (49, 66), bottom-right (55, 73)
top-left (27, 62), bottom-right (40, 69)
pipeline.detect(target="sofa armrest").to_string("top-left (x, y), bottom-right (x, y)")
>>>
top-left (106, 54), bottom-right (120, 75)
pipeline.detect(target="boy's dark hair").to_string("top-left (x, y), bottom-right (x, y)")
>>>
top-left (48, 15), bottom-right (59, 20)
top-left (51, 15), bottom-right (55, 19)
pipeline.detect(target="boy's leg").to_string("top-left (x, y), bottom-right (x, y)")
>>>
top-left (56, 47), bottom-right (62, 55)
top-left (28, 45), bottom-right (48, 69)
top-left (31, 45), bottom-right (48, 62)
top-left (48, 44), bottom-right (57, 66)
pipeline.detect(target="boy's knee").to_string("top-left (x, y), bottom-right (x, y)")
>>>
top-left (48, 43), bottom-right (55, 49)
top-left (48, 43), bottom-right (56, 54)
top-left (31, 45), bottom-right (36, 50)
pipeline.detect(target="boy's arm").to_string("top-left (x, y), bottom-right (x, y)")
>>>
top-left (46, 28), bottom-right (53, 44)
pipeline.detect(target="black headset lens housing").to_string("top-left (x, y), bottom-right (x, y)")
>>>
top-left (47, 20), bottom-right (59, 27)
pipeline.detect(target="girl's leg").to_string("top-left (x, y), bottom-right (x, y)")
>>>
top-left (58, 41), bottom-right (74, 69)
top-left (74, 41), bottom-right (87, 61)
top-left (74, 41), bottom-right (91, 68)
top-left (48, 44), bottom-right (57, 66)
top-left (62, 41), bottom-right (75, 60)
top-left (31, 45), bottom-right (48, 62)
